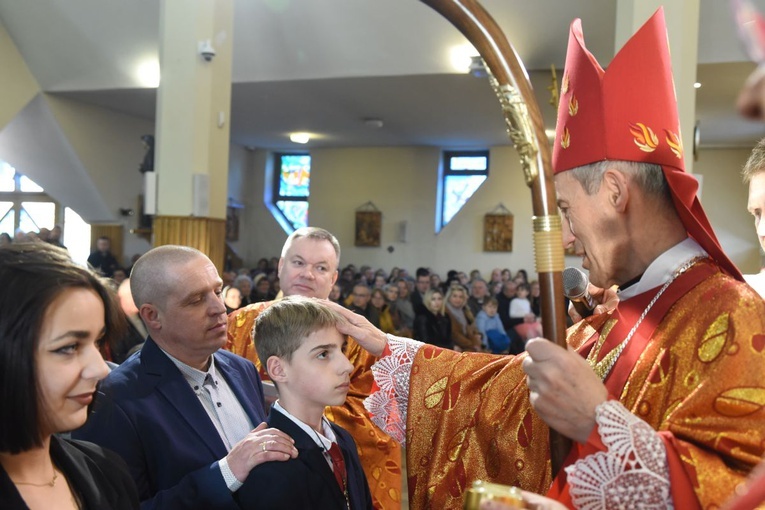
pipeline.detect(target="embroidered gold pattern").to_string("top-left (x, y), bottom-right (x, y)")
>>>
top-left (698, 313), bottom-right (729, 363)
top-left (561, 127), bottom-right (570, 149)
top-left (424, 377), bottom-right (448, 409)
top-left (664, 129), bottom-right (683, 159)
top-left (629, 122), bottom-right (659, 152)
top-left (714, 387), bottom-right (765, 417)
top-left (568, 95), bottom-right (578, 117)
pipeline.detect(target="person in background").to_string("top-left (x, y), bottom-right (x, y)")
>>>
top-left (347, 283), bottom-right (380, 328)
top-left (370, 288), bottom-right (398, 335)
top-left (111, 268), bottom-right (127, 287)
top-left (233, 274), bottom-right (254, 307)
top-left (222, 285), bottom-right (243, 314)
top-left (0, 232), bottom-right (12, 247)
top-left (410, 268), bottom-right (431, 315)
top-left (474, 297), bottom-right (517, 355)
top-left (443, 283), bottom-right (482, 352)
top-left (87, 236), bottom-right (119, 278)
top-left (413, 288), bottom-right (451, 349)
top-left (47, 225), bottom-right (66, 249)
top-left (466, 278), bottom-right (489, 316)
top-left (741, 138), bottom-right (765, 298)
top-left (329, 283), bottom-right (343, 304)
top-left (251, 273), bottom-right (274, 303)
top-left (394, 277), bottom-right (416, 332)
top-left (112, 278), bottom-right (147, 364)
top-left (0, 243), bottom-right (138, 509)
top-left (509, 283), bottom-right (542, 341)
top-left (529, 280), bottom-right (542, 318)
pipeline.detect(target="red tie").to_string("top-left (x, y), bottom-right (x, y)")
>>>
top-left (327, 442), bottom-right (347, 491)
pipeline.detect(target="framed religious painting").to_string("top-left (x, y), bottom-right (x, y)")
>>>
top-left (355, 210), bottom-right (381, 247)
top-left (483, 213), bottom-right (514, 252)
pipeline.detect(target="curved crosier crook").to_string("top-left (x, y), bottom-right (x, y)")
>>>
top-left (419, 0), bottom-right (570, 478)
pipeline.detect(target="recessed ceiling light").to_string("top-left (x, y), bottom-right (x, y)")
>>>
top-left (289, 132), bottom-right (311, 144)
top-left (694, 82), bottom-right (701, 89)
top-left (136, 58), bottom-right (160, 88)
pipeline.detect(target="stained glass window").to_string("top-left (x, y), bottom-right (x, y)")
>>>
top-left (271, 153), bottom-right (310, 232)
top-left (438, 151), bottom-right (489, 231)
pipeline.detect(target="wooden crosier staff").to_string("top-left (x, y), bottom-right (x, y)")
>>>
top-left (419, 0), bottom-right (571, 477)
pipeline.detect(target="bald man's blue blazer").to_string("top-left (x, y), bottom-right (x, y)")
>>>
top-left (73, 337), bottom-right (267, 510)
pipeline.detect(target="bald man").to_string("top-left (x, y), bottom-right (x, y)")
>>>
top-left (75, 245), bottom-right (297, 509)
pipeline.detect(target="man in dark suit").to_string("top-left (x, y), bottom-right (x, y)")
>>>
top-left (74, 245), bottom-right (298, 509)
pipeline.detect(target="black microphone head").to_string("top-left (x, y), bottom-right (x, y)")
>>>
top-left (562, 267), bottom-right (588, 299)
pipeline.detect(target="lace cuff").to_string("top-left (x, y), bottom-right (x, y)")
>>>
top-left (364, 335), bottom-right (424, 445)
top-left (566, 400), bottom-right (672, 510)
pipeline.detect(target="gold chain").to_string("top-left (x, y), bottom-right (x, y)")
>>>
top-left (13, 469), bottom-right (58, 488)
top-left (586, 256), bottom-right (705, 381)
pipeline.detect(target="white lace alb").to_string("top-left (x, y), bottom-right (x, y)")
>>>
top-left (566, 400), bottom-right (673, 510)
top-left (364, 335), bottom-right (424, 445)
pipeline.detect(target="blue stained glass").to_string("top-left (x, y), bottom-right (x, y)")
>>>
top-left (277, 200), bottom-right (308, 230)
top-left (279, 155), bottom-right (310, 197)
top-left (443, 175), bottom-right (486, 224)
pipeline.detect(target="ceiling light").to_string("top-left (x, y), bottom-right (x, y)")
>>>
top-left (450, 44), bottom-right (479, 73)
top-left (136, 58), bottom-right (160, 88)
top-left (694, 82), bottom-right (701, 89)
top-left (289, 132), bottom-right (311, 144)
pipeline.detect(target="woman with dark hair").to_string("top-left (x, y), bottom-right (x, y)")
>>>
top-left (0, 232), bottom-right (11, 247)
top-left (0, 243), bottom-right (138, 509)
top-left (413, 288), bottom-right (452, 349)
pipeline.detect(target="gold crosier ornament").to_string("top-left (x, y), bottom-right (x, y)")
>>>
top-left (419, 0), bottom-right (569, 482)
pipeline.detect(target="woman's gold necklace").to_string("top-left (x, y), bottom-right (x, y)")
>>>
top-left (13, 469), bottom-right (58, 488)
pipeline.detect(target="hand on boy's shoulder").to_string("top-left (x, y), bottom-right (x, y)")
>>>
top-left (226, 422), bottom-right (298, 483)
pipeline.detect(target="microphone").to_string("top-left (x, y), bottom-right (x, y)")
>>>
top-left (562, 267), bottom-right (596, 319)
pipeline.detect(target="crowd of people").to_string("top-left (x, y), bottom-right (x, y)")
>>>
top-left (220, 260), bottom-right (544, 355)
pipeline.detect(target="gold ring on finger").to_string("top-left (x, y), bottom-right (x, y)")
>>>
top-left (262, 442), bottom-right (267, 452)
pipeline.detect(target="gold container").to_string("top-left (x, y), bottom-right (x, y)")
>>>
top-left (463, 480), bottom-right (527, 509)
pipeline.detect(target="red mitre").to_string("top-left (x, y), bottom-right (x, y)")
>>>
top-left (552, 7), bottom-right (743, 281)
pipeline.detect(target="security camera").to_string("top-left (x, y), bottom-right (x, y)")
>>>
top-left (198, 40), bottom-right (216, 62)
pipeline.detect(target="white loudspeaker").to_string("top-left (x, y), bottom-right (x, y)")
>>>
top-left (397, 221), bottom-right (408, 243)
top-left (192, 173), bottom-right (210, 217)
top-left (143, 171), bottom-right (157, 215)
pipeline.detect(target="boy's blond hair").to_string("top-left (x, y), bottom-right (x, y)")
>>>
top-left (254, 297), bottom-right (345, 373)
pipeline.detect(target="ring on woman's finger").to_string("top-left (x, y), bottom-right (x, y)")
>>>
top-left (261, 441), bottom-right (267, 452)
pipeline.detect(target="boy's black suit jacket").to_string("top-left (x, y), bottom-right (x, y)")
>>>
top-left (236, 406), bottom-right (374, 509)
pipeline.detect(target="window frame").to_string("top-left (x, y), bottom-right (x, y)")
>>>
top-left (0, 166), bottom-right (63, 235)
top-left (436, 149), bottom-right (490, 232)
top-left (268, 152), bottom-right (311, 234)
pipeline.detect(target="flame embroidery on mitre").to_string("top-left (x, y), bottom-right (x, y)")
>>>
top-left (560, 127), bottom-right (570, 149)
top-left (664, 129), bottom-right (683, 159)
top-left (629, 122), bottom-right (659, 152)
top-left (561, 72), bottom-right (569, 95)
top-left (568, 95), bottom-right (579, 117)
